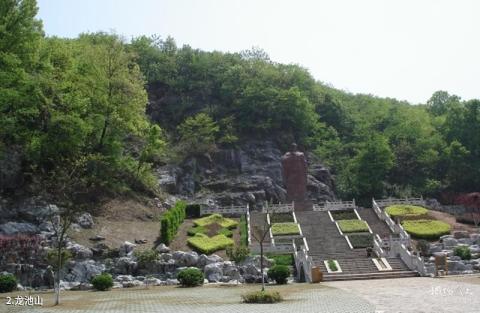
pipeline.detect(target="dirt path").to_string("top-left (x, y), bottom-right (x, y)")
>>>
top-left (427, 210), bottom-right (479, 233)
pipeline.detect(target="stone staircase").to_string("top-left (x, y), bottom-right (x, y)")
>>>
top-left (296, 209), bottom-right (418, 281)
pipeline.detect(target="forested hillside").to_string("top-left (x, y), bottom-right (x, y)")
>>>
top-left (1, 0), bottom-right (479, 206)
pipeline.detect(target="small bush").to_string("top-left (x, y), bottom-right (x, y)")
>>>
top-left (271, 223), bottom-right (300, 236)
top-left (267, 265), bottom-right (290, 284)
top-left (187, 225), bottom-right (206, 236)
top-left (187, 233), bottom-right (234, 254)
top-left (134, 249), bottom-right (159, 265)
top-left (385, 205), bottom-right (428, 219)
top-left (226, 245), bottom-right (250, 262)
top-left (91, 273), bottom-right (114, 291)
top-left (267, 254), bottom-right (294, 266)
top-left (454, 246), bottom-right (472, 260)
top-left (348, 234), bottom-right (373, 248)
top-left (337, 219), bottom-right (369, 233)
top-left (242, 290), bottom-right (283, 303)
top-left (218, 228), bottom-right (233, 237)
top-left (331, 210), bottom-right (357, 220)
top-left (194, 214), bottom-right (238, 229)
top-left (327, 260), bottom-right (338, 272)
top-left (177, 268), bottom-right (204, 287)
top-left (0, 274), bottom-right (17, 293)
top-left (402, 219), bottom-right (451, 240)
top-left (270, 213), bottom-right (294, 223)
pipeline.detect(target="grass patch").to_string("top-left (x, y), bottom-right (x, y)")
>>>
top-left (337, 219), bottom-right (369, 233)
top-left (270, 213), bottom-right (294, 223)
top-left (266, 254), bottom-right (294, 266)
top-left (331, 210), bottom-right (357, 220)
top-left (194, 214), bottom-right (238, 229)
top-left (240, 214), bottom-right (248, 246)
top-left (385, 205), bottom-right (428, 219)
top-left (187, 233), bottom-right (234, 254)
top-left (242, 290), bottom-right (283, 303)
top-left (348, 233), bottom-right (373, 248)
top-left (327, 260), bottom-right (338, 272)
top-left (187, 225), bottom-right (233, 237)
top-left (402, 219), bottom-right (451, 240)
top-left (271, 223), bottom-right (300, 236)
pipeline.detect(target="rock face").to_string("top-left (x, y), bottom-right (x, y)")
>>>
top-left (157, 140), bottom-right (335, 207)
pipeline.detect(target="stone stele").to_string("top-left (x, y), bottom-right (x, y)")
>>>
top-left (281, 143), bottom-right (311, 210)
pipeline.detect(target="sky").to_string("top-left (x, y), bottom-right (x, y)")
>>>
top-left (37, 0), bottom-right (480, 104)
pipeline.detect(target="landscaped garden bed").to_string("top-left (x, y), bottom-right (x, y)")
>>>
top-left (385, 205), bottom-right (428, 219)
top-left (348, 233), bottom-right (374, 248)
top-left (337, 219), bottom-right (369, 233)
top-left (187, 233), bottom-right (234, 254)
top-left (331, 210), bottom-right (357, 220)
top-left (401, 219), bottom-right (451, 240)
top-left (324, 259), bottom-right (342, 273)
top-left (271, 223), bottom-right (300, 236)
top-left (270, 213), bottom-right (294, 223)
top-left (266, 253), bottom-right (294, 266)
top-left (194, 214), bottom-right (238, 229)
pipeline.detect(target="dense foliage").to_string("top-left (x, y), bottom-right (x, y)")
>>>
top-left (177, 267), bottom-right (204, 287)
top-left (0, 273), bottom-right (17, 293)
top-left (267, 265), bottom-right (290, 284)
top-left (91, 273), bottom-right (114, 291)
top-left (226, 245), bottom-right (250, 263)
top-left (348, 233), bottom-right (374, 249)
top-left (2, 0), bottom-right (480, 205)
top-left (241, 290), bottom-right (283, 303)
top-left (187, 233), bottom-right (233, 254)
top-left (454, 246), bottom-right (471, 260)
top-left (267, 254), bottom-right (294, 266)
top-left (402, 220), bottom-right (451, 240)
top-left (160, 201), bottom-right (187, 244)
top-left (330, 210), bottom-right (358, 220)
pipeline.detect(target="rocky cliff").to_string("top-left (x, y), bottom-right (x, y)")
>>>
top-left (157, 140), bottom-right (336, 208)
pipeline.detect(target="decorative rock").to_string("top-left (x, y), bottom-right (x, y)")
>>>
top-left (115, 275), bottom-right (134, 282)
top-left (197, 254), bottom-right (223, 268)
top-left (67, 243), bottom-right (93, 260)
top-left (77, 213), bottom-right (94, 229)
top-left (0, 222), bottom-right (39, 235)
top-left (204, 262), bottom-right (223, 282)
top-left (64, 260), bottom-right (105, 283)
top-left (122, 280), bottom-right (143, 288)
top-left (182, 251), bottom-right (199, 267)
top-left (156, 243), bottom-right (170, 253)
top-left (89, 235), bottom-right (106, 242)
top-left (114, 257), bottom-right (138, 275)
top-left (442, 238), bottom-right (458, 248)
top-left (160, 253), bottom-right (173, 262)
top-left (119, 241), bottom-right (136, 257)
top-left (70, 283), bottom-right (93, 291)
top-left (60, 281), bottom-right (80, 290)
top-left (145, 277), bottom-right (162, 286)
top-left (165, 278), bottom-right (179, 285)
top-left (453, 231), bottom-right (470, 239)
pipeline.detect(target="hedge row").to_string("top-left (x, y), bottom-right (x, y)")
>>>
top-left (401, 219), bottom-right (451, 240)
top-left (271, 223), bottom-right (300, 236)
top-left (337, 219), bottom-right (369, 233)
top-left (160, 201), bottom-right (187, 245)
top-left (187, 233), bottom-right (234, 254)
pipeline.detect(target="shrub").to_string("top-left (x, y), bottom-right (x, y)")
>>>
top-left (91, 273), bottom-right (114, 291)
top-left (402, 220), bottom-right (451, 240)
top-left (0, 274), bottom-right (17, 293)
top-left (242, 290), bottom-right (283, 303)
top-left (218, 228), bottom-right (233, 237)
top-left (454, 246), bottom-right (472, 260)
top-left (331, 210), bottom-right (357, 220)
top-left (270, 213), bottom-right (294, 223)
top-left (327, 260), bottom-right (338, 272)
top-left (267, 265), bottom-right (290, 284)
top-left (385, 205), bottom-right (428, 219)
top-left (416, 240), bottom-right (430, 256)
top-left (348, 234), bottom-right (373, 248)
top-left (187, 233), bottom-right (234, 254)
top-left (194, 214), bottom-right (238, 229)
top-left (177, 268), bottom-right (204, 287)
top-left (187, 225), bottom-right (206, 236)
top-left (239, 214), bottom-right (248, 246)
top-left (160, 201), bottom-right (187, 244)
top-left (267, 254), bottom-right (294, 266)
top-left (226, 245), bottom-right (250, 263)
top-left (271, 223), bottom-right (300, 236)
top-left (337, 220), bottom-right (369, 233)
top-left (134, 249), bottom-right (159, 265)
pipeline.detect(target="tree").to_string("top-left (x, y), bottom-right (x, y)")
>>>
top-left (177, 113), bottom-right (219, 156)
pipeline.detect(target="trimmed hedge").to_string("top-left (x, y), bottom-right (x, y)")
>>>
top-left (267, 265), bottom-right (290, 284)
top-left (194, 214), bottom-right (238, 229)
top-left (331, 210), bottom-right (357, 220)
top-left (337, 220), bottom-right (369, 233)
top-left (91, 273), bottom-right (114, 291)
top-left (0, 273), bottom-right (17, 293)
top-left (187, 225), bottom-right (233, 237)
top-left (402, 219), bottom-right (451, 240)
top-left (271, 223), bottom-right (300, 236)
top-left (177, 268), bottom-right (204, 287)
top-left (348, 233), bottom-right (373, 248)
top-left (160, 201), bottom-right (187, 245)
top-left (242, 290), bottom-right (282, 303)
top-left (385, 205), bottom-right (428, 219)
top-left (187, 233), bottom-right (234, 254)
top-left (270, 213), bottom-right (294, 223)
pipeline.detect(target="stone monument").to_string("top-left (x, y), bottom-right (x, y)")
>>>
top-left (281, 143), bottom-right (312, 210)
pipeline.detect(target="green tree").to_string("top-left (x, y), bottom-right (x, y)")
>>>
top-left (177, 113), bottom-right (219, 156)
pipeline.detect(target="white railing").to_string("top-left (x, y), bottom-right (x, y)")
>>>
top-left (262, 202), bottom-right (294, 213)
top-left (392, 242), bottom-right (428, 276)
top-left (246, 205), bottom-right (252, 246)
top-left (372, 199), bottom-right (411, 247)
top-left (266, 213), bottom-right (275, 246)
top-left (374, 197), bottom-right (425, 208)
top-left (201, 204), bottom-right (248, 216)
top-left (313, 199), bottom-right (356, 211)
top-left (294, 245), bottom-right (313, 283)
top-left (373, 234), bottom-right (385, 257)
top-left (250, 243), bottom-right (294, 254)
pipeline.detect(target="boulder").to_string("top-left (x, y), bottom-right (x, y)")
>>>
top-left (240, 255), bottom-right (273, 268)
top-left (442, 237), bottom-right (458, 248)
top-left (204, 262), bottom-right (223, 282)
top-left (453, 231), bottom-right (470, 239)
top-left (0, 222), bottom-right (38, 235)
top-left (64, 260), bottom-right (105, 283)
top-left (145, 277), bottom-right (162, 286)
top-left (182, 251), bottom-right (199, 267)
top-left (115, 275), bottom-right (134, 282)
top-left (156, 243), bottom-right (170, 253)
top-left (223, 261), bottom-right (240, 280)
top-left (160, 253), bottom-right (173, 262)
top-left (77, 213), bottom-right (94, 229)
top-left (60, 281), bottom-right (80, 290)
top-left (165, 278), bottom-right (179, 285)
top-left (122, 280), bottom-right (143, 288)
top-left (114, 257), bottom-right (138, 275)
top-left (67, 243), bottom-right (93, 260)
top-left (197, 254), bottom-right (222, 268)
top-left (119, 241), bottom-right (136, 257)
top-left (70, 283), bottom-right (93, 291)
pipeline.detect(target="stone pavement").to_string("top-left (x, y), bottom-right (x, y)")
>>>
top-left (1, 284), bottom-right (374, 313)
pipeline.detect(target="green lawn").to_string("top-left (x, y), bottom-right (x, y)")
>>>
top-left (385, 205), bottom-right (428, 219)
top-left (337, 219), bottom-right (369, 233)
top-left (187, 233), bottom-right (234, 254)
top-left (402, 219), bottom-right (451, 240)
top-left (194, 213), bottom-right (238, 229)
top-left (271, 223), bottom-right (300, 236)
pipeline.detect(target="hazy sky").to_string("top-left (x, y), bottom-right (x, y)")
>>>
top-left (37, 0), bottom-right (479, 104)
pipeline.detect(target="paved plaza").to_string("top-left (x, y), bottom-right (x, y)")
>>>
top-left (1, 276), bottom-right (479, 313)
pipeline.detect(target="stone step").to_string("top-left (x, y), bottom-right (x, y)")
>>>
top-left (322, 271), bottom-right (419, 281)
